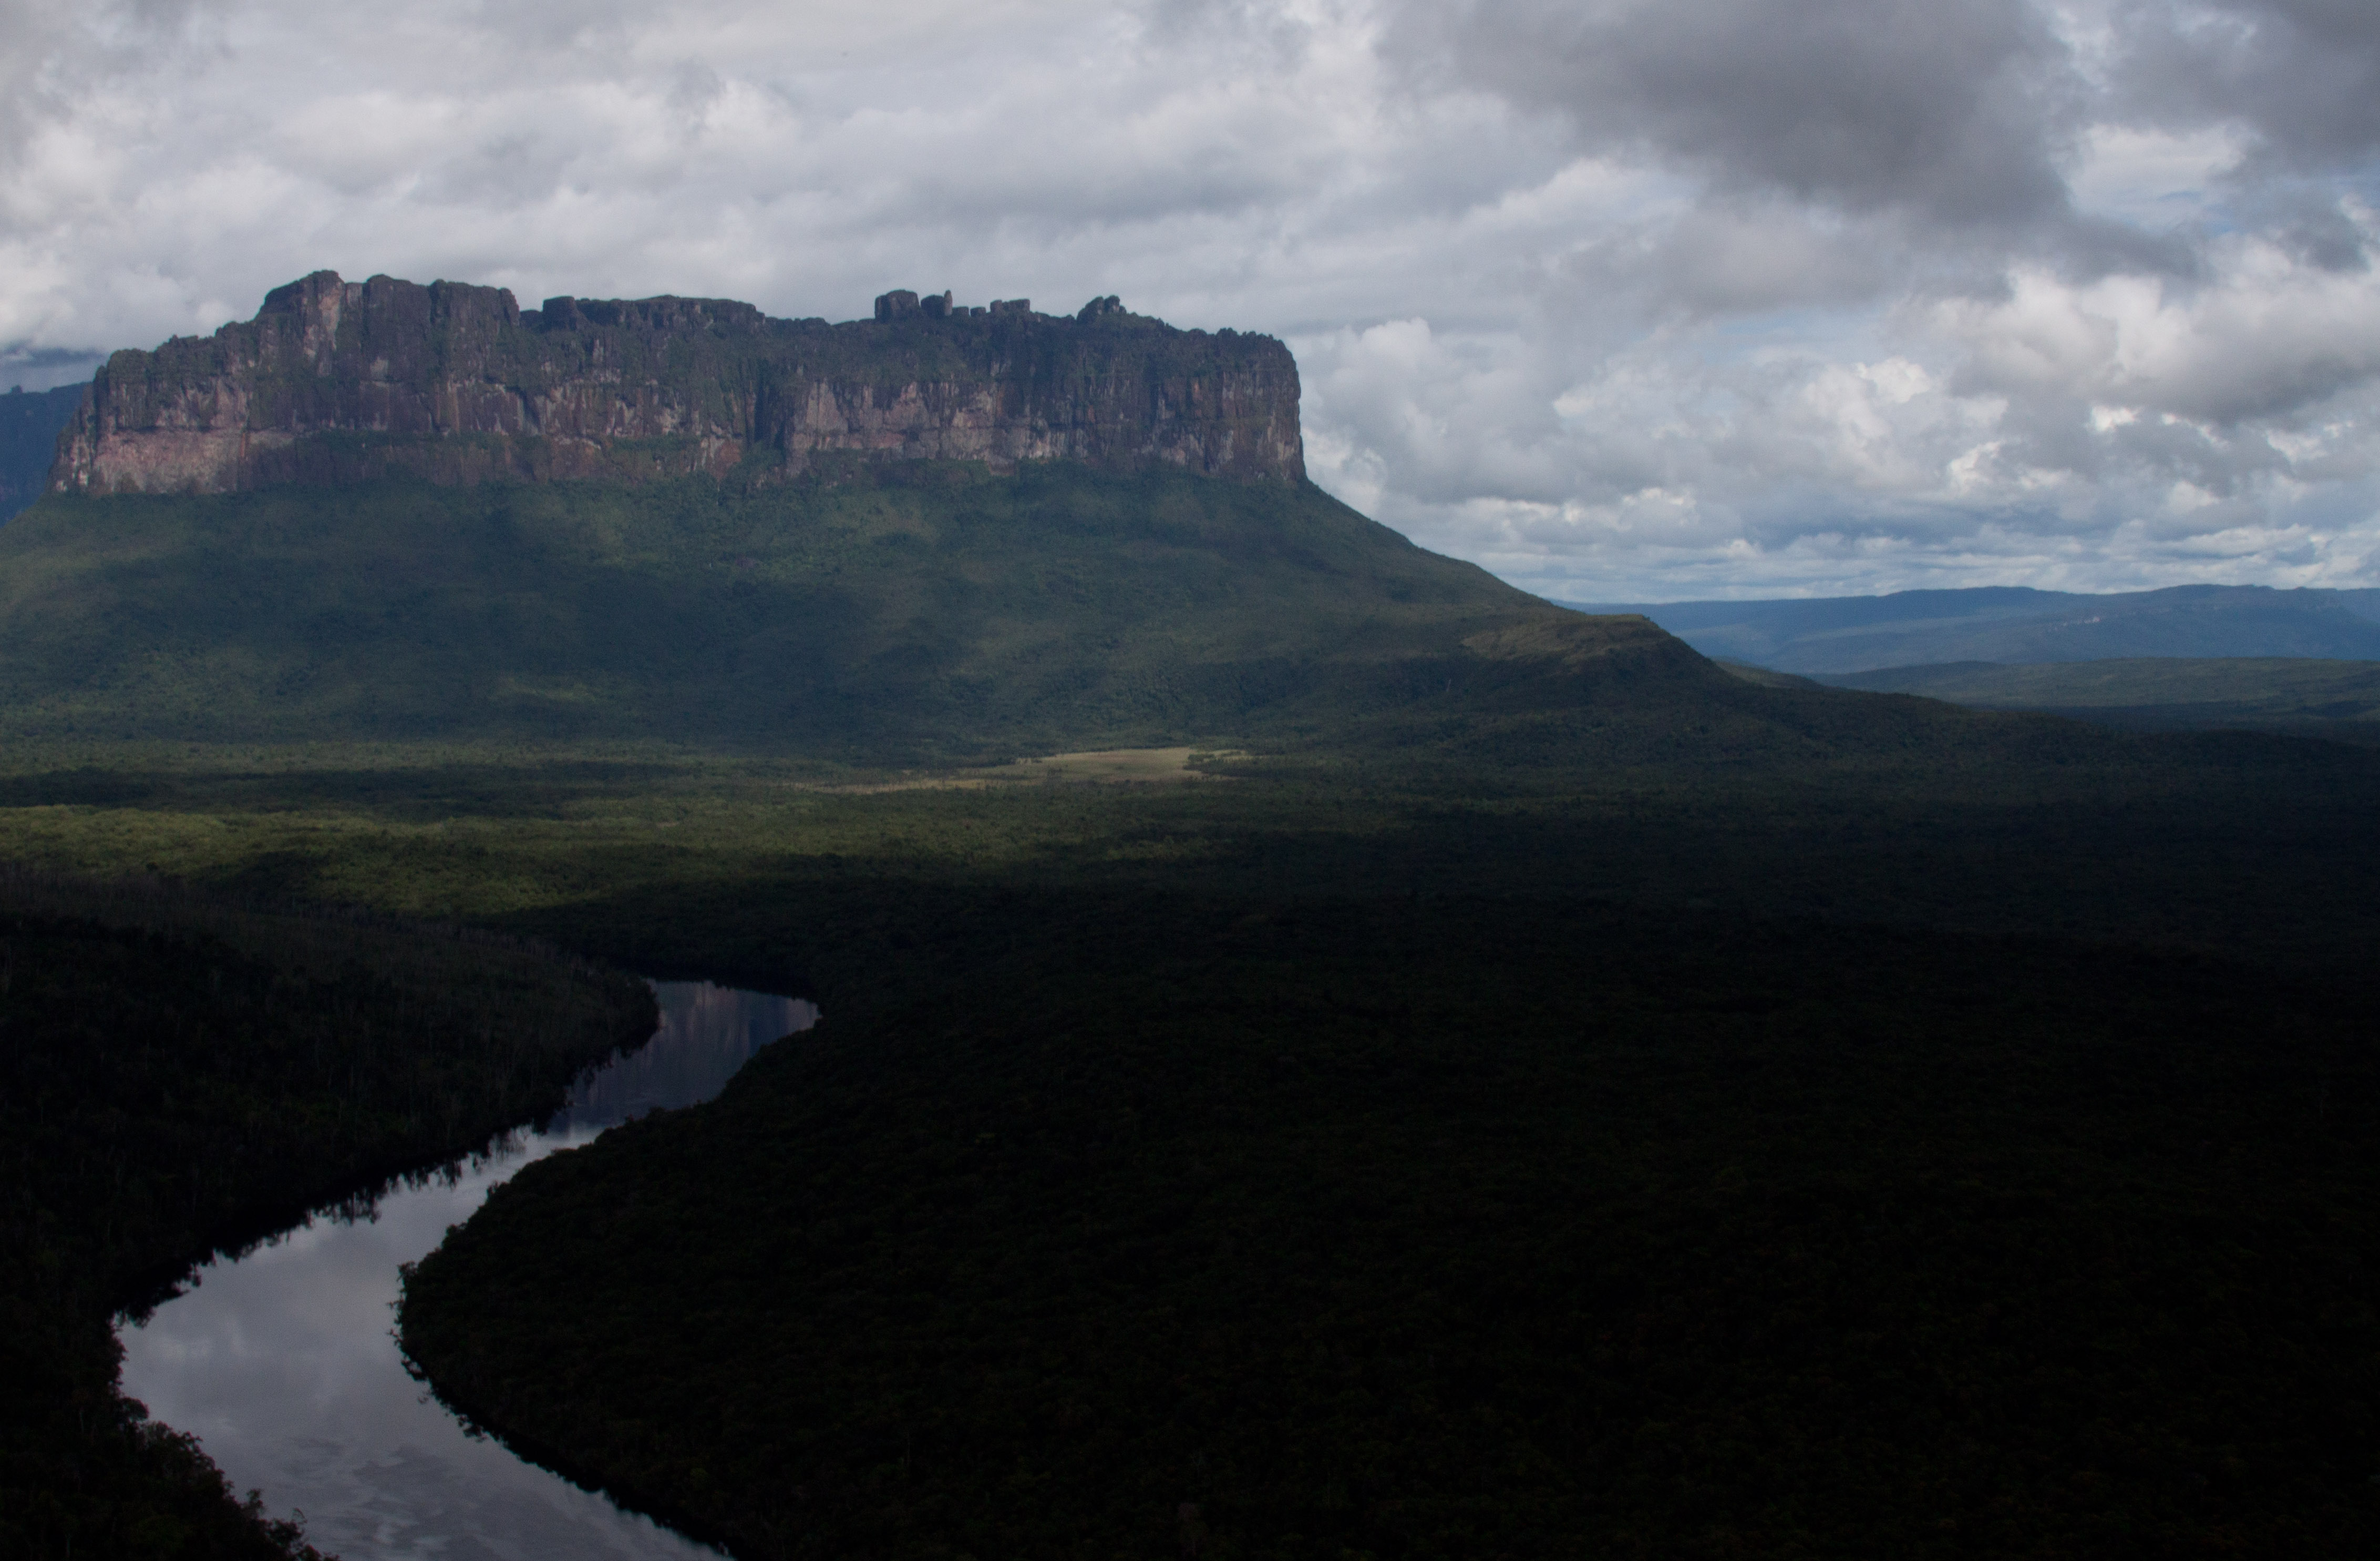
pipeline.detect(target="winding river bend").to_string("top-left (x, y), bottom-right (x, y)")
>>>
top-left (118, 981), bottom-right (819, 1561)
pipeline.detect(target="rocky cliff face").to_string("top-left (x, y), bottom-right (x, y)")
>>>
top-left (49, 272), bottom-right (1305, 496)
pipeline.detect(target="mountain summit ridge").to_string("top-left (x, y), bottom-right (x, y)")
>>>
top-left (48, 271), bottom-right (1305, 497)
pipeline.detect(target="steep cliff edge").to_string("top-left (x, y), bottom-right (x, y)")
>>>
top-left (48, 272), bottom-right (1305, 496)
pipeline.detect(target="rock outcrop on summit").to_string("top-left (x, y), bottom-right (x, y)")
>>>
top-left (48, 272), bottom-right (1305, 496)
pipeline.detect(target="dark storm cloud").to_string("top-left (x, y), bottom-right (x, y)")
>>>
top-left (2113, 0), bottom-right (2380, 176)
top-left (1394, 0), bottom-right (2080, 231)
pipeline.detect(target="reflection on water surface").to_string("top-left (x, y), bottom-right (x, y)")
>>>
top-left (119, 981), bottom-right (817, 1561)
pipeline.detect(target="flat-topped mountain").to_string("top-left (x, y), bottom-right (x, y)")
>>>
top-left (48, 272), bottom-right (1304, 497)
top-left (8, 271), bottom-right (2075, 766)
top-left (8, 272), bottom-right (1786, 761)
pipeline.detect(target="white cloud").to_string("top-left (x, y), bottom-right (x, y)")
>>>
top-left (2064, 122), bottom-right (2244, 225)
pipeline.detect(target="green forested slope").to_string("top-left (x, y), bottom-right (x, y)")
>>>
top-left (1, 465), bottom-right (1697, 759)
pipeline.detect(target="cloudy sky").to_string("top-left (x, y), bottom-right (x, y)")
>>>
top-left (5, 0), bottom-right (2378, 600)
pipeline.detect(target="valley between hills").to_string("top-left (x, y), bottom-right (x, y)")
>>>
top-left (5, 276), bottom-right (2379, 1560)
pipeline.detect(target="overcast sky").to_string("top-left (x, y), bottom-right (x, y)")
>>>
top-left (5, 0), bottom-right (2379, 599)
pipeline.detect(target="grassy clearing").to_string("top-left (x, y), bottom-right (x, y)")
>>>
top-left (962, 745), bottom-right (1240, 783)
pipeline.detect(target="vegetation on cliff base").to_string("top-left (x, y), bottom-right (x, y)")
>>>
top-left (0, 465), bottom-right (1612, 758)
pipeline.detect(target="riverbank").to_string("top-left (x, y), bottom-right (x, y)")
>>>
top-left (0, 870), bottom-right (655, 1560)
top-left (119, 982), bottom-right (811, 1559)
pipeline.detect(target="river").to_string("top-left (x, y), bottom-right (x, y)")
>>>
top-left (117, 980), bottom-right (818, 1561)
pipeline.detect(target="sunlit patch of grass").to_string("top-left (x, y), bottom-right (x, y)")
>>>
top-left (968, 745), bottom-right (1244, 783)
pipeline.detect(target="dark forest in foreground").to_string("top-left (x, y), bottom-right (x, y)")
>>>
top-left (373, 732), bottom-right (2380, 1561)
top-left (407, 892), bottom-right (2378, 1559)
top-left (3, 695), bottom-right (2375, 1556)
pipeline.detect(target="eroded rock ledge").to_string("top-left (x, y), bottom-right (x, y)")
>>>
top-left (49, 273), bottom-right (1305, 496)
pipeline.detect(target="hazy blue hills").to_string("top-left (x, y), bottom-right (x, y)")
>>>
top-left (1, 385), bottom-right (83, 523)
top-left (1569, 584), bottom-right (2380, 672)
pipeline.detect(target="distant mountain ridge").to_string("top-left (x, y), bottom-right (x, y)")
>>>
top-left (1567, 585), bottom-right (2380, 672)
top-left (48, 272), bottom-right (1305, 498)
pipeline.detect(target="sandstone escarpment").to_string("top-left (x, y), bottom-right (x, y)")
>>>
top-left (49, 272), bottom-right (1305, 496)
